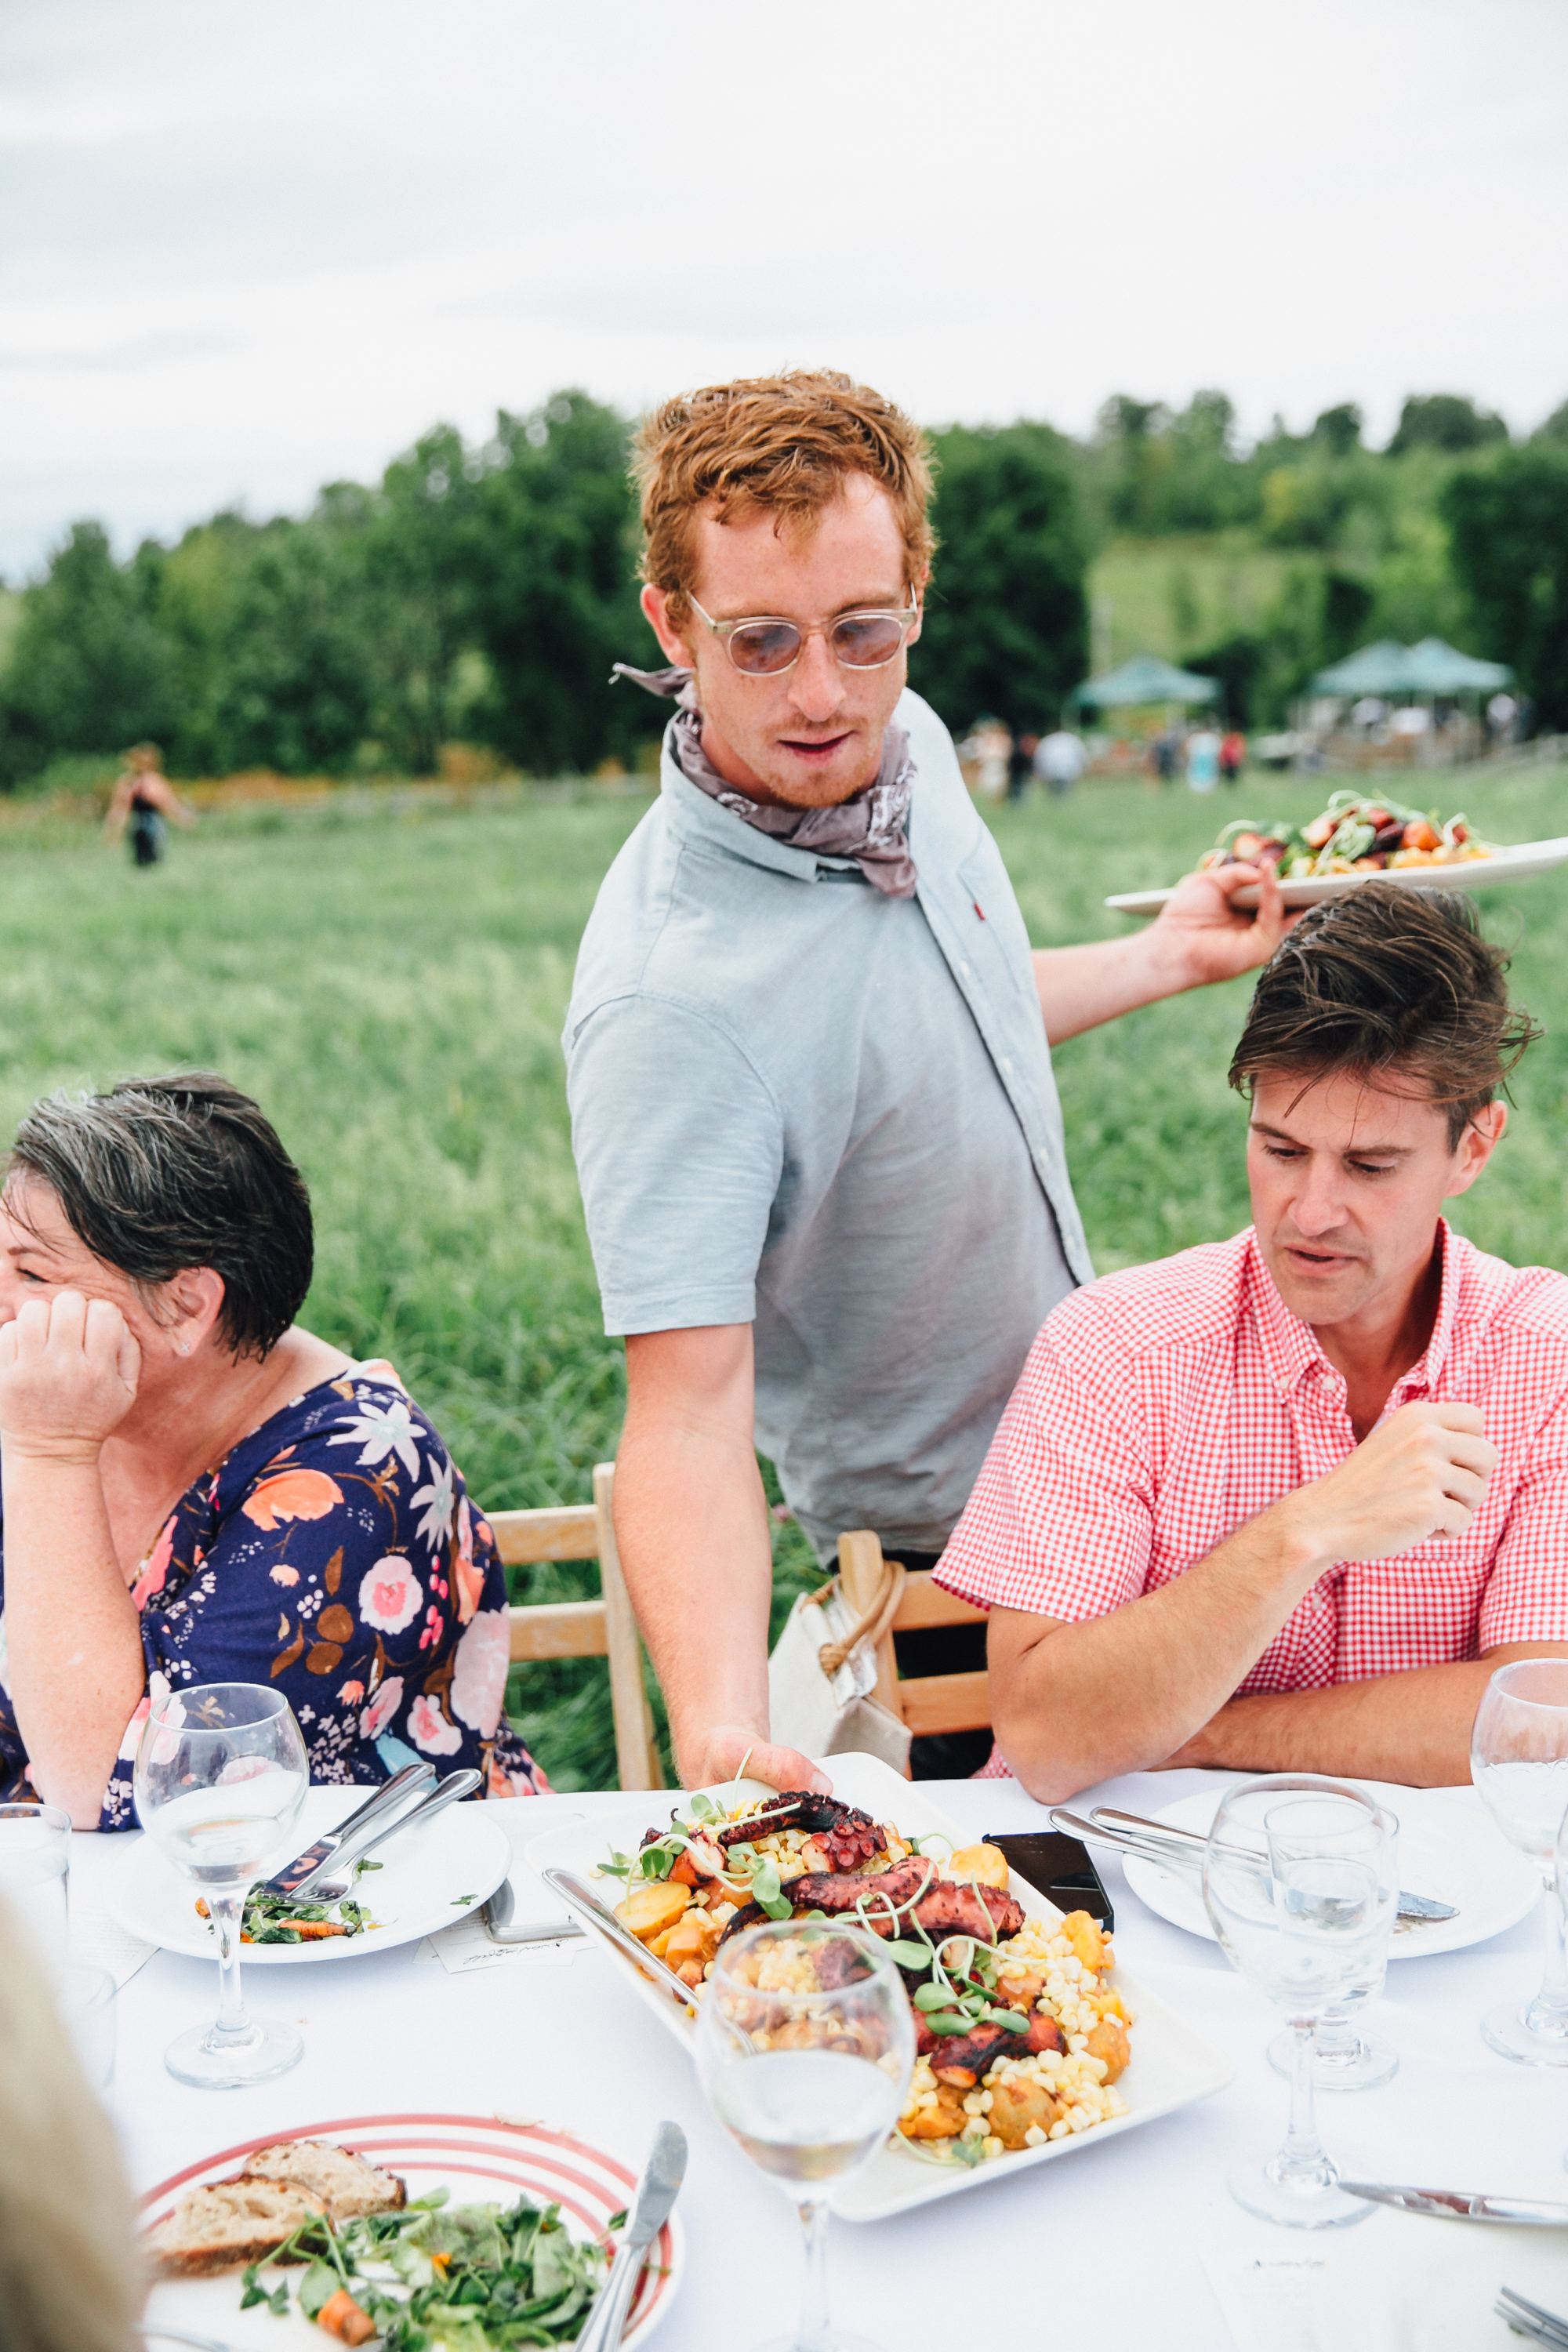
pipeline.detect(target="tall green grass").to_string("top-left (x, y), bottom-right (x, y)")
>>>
top-left (5, 760), bottom-right (1564, 1784)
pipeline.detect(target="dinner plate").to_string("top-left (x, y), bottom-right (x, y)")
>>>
top-left (139, 2112), bottom-right (684, 2350)
top-left (107, 1784), bottom-right (510, 1964)
top-left (1105, 836), bottom-right (1568, 919)
top-left (525, 1751), bottom-right (1234, 2223)
top-left (1119, 1780), bottom-right (1540, 1958)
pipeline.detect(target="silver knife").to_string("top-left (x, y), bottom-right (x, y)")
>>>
top-left (542, 1867), bottom-right (700, 2013)
top-left (1060, 1806), bottom-right (1460, 1924)
top-left (575, 2122), bottom-right (687, 2352)
top-left (1341, 2181), bottom-right (1568, 2226)
top-left (263, 1762), bottom-right (435, 1897)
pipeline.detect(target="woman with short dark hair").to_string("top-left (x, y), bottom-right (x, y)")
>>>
top-left (0, 1073), bottom-right (548, 1826)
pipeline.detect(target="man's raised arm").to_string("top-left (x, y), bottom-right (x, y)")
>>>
top-left (1034, 861), bottom-right (1293, 1045)
top-left (616, 1323), bottom-right (829, 1795)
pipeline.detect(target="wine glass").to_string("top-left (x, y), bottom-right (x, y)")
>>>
top-left (694, 1919), bottom-right (914, 2352)
top-left (1268, 1802), bottom-right (1400, 2092)
top-left (1204, 1776), bottom-right (1396, 2228)
top-left (134, 1681), bottom-right (309, 2089)
top-left (1472, 1660), bottom-right (1568, 2065)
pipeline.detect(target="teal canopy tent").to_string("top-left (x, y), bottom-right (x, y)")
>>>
top-left (1068, 653), bottom-right (1220, 710)
top-left (1311, 637), bottom-right (1512, 697)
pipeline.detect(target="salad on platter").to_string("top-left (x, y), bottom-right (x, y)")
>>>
top-left (1198, 788), bottom-right (1491, 882)
top-left (599, 1787), bottom-right (1133, 2170)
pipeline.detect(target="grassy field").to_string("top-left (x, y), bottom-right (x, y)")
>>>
top-left (4, 758), bottom-right (1566, 1784)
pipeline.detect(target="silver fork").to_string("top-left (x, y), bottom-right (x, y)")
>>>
top-left (1497, 2285), bottom-right (1568, 2347)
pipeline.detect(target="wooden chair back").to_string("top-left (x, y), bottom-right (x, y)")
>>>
top-left (836, 1527), bottom-right (989, 1751)
top-left (487, 1460), bottom-right (662, 1791)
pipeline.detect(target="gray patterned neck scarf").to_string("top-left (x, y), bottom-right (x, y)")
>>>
top-left (612, 662), bottom-right (918, 899)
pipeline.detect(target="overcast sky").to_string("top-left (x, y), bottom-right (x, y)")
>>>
top-left (3, 0), bottom-right (1566, 580)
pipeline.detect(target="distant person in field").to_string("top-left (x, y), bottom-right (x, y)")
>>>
top-left (566, 368), bottom-right (1293, 1791)
top-left (1034, 728), bottom-right (1087, 797)
top-left (0, 1074), bottom-right (550, 1826)
top-left (1220, 728), bottom-right (1247, 786)
top-left (1185, 724), bottom-right (1221, 793)
top-left (103, 743), bottom-right (195, 868)
top-left (1007, 731), bottom-right (1038, 801)
top-left (938, 886), bottom-right (1568, 1798)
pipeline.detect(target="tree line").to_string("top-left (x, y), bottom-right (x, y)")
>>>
top-left (1, 386), bottom-right (1563, 787)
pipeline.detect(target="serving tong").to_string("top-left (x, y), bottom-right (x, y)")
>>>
top-left (1048, 1805), bottom-right (1458, 1924)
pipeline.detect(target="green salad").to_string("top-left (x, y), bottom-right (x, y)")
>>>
top-left (240, 2187), bottom-right (615, 2348)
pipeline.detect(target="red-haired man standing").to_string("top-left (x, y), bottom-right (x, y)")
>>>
top-left (566, 371), bottom-right (1286, 1790)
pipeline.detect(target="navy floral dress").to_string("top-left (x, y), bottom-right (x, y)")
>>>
top-left (0, 1363), bottom-right (550, 1828)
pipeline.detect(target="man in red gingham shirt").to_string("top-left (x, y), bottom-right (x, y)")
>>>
top-left (936, 882), bottom-right (1568, 1798)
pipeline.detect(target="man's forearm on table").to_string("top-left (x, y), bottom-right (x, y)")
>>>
top-left (1172, 1643), bottom-right (1568, 1787)
top-left (991, 1519), bottom-right (1325, 1802)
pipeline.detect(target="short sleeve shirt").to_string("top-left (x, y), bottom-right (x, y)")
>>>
top-left (937, 1225), bottom-right (1568, 1689)
top-left (0, 1364), bottom-right (550, 1828)
top-left (563, 689), bottom-right (1092, 1558)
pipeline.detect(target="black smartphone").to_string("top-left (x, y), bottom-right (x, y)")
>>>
top-left (985, 1830), bottom-right (1114, 1934)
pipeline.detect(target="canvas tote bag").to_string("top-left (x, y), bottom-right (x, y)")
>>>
top-left (766, 1555), bottom-right (912, 1774)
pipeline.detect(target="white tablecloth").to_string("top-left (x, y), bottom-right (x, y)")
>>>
top-left (76, 1770), bottom-right (1563, 2350)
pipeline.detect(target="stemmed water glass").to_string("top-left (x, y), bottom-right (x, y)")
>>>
top-left (1268, 1801), bottom-right (1400, 2092)
top-left (1204, 1776), bottom-right (1397, 2229)
top-left (694, 1919), bottom-right (915, 2352)
top-left (1472, 1659), bottom-right (1568, 2066)
top-left (134, 1681), bottom-right (309, 2089)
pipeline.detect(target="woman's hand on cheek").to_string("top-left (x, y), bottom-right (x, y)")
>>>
top-left (0, 1291), bottom-right (141, 1464)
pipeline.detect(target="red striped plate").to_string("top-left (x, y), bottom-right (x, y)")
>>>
top-left (139, 2111), bottom-right (684, 2347)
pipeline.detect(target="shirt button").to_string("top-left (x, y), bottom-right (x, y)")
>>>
top-left (1000, 1054), bottom-right (1013, 1075)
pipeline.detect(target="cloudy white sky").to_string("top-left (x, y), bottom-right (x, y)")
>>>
top-left (3, 0), bottom-right (1566, 579)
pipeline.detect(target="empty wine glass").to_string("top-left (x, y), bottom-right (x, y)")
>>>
top-left (134, 1681), bottom-right (308, 2088)
top-left (1205, 1776), bottom-right (1396, 2228)
top-left (1269, 1802), bottom-right (1400, 2092)
top-left (695, 1920), bottom-right (914, 2352)
top-left (1472, 1660), bottom-right (1568, 2066)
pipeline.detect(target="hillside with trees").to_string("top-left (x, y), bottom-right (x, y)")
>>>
top-left (1, 387), bottom-right (1563, 788)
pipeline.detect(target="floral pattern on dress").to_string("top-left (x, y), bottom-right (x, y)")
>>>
top-left (0, 1363), bottom-right (549, 1827)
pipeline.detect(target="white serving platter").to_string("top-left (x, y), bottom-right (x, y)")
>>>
top-left (1120, 1780), bottom-right (1540, 1958)
top-left (140, 2113), bottom-right (683, 2348)
top-left (108, 1784), bottom-right (510, 1964)
top-left (1105, 836), bottom-right (1568, 920)
top-left (524, 1751), bottom-right (1235, 2223)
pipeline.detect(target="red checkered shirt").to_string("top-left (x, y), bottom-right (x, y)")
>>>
top-left (936, 1225), bottom-right (1568, 1779)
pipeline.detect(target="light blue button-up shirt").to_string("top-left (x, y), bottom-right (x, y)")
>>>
top-left (564, 687), bottom-right (1094, 1557)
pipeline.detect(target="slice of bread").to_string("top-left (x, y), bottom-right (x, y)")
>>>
top-left (241, 2141), bottom-right (408, 2220)
top-left (146, 2180), bottom-right (324, 2278)
top-left (145, 2141), bottom-right (408, 2277)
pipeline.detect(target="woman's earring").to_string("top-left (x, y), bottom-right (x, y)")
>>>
top-left (176, 1341), bottom-right (190, 1356)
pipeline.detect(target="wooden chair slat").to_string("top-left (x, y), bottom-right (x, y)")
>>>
top-left (893, 1570), bottom-right (986, 1631)
top-left (490, 1467), bottom-right (661, 1790)
top-left (508, 1599), bottom-right (608, 1662)
top-left (897, 1670), bottom-right (992, 1740)
top-left (488, 1504), bottom-right (601, 1566)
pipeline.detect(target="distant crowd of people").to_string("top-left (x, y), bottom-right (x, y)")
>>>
top-left (960, 716), bottom-right (1248, 800)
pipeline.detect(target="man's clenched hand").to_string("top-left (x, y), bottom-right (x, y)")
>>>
top-left (1279, 1401), bottom-right (1497, 1572)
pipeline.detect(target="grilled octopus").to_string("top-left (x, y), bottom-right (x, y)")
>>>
top-left (919, 2011), bottom-right (1063, 2086)
top-left (789, 1860), bottom-right (1025, 1946)
top-left (716, 1792), bottom-right (888, 1875)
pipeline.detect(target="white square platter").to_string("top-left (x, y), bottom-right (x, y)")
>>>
top-left (524, 1751), bottom-right (1234, 2223)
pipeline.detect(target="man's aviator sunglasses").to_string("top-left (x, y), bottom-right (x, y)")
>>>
top-left (687, 593), bottom-right (920, 678)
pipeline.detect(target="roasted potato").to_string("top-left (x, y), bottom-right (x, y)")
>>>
top-left (898, 2089), bottom-right (969, 2141)
top-left (989, 2078), bottom-right (1060, 2150)
top-left (1084, 2016), bottom-right (1131, 2082)
top-left (1060, 1910), bottom-right (1109, 1973)
top-left (616, 1878), bottom-right (690, 1942)
top-left (948, 1843), bottom-right (1011, 1889)
top-left (663, 1909), bottom-right (723, 1972)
